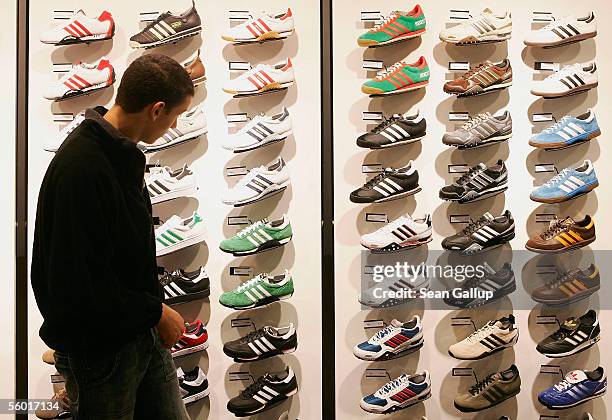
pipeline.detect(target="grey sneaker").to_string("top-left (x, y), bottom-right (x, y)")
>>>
top-left (443, 111), bottom-right (512, 149)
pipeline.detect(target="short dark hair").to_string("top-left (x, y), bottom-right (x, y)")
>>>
top-left (115, 54), bottom-right (194, 113)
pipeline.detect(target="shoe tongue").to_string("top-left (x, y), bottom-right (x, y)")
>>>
top-left (481, 8), bottom-right (494, 15)
top-left (490, 373), bottom-right (501, 382)
top-left (566, 370), bottom-right (587, 384)
top-left (75, 9), bottom-right (86, 17)
top-left (481, 262), bottom-right (496, 274)
top-left (482, 212), bottom-right (494, 221)
top-left (165, 215), bottom-right (182, 227)
top-left (390, 319), bottom-right (403, 328)
top-left (262, 326), bottom-right (274, 336)
top-left (561, 216), bottom-right (575, 225)
top-left (476, 163), bottom-right (487, 170)
top-left (391, 113), bottom-right (402, 119)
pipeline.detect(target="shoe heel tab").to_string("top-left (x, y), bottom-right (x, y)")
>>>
top-left (508, 314), bottom-right (515, 324)
top-left (98, 10), bottom-right (113, 22)
top-left (283, 8), bottom-right (293, 19)
top-left (282, 58), bottom-right (293, 70)
top-left (425, 214), bottom-right (432, 227)
top-left (410, 4), bottom-right (423, 16)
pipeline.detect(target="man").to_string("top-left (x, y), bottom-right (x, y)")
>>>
top-left (31, 54), bottom-right (195, 419)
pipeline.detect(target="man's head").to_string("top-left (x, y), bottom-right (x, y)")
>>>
top-left (115, 54), bottom-right (194, 143)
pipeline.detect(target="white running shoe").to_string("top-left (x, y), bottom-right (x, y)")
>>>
top-left (448, 314), bottom-right (519, 360)
top-left (524, 12), bottom-right (596, 48)
top-left (43, 58), bottom-right (115, 101)
top-left (40, 10), bottom-right (115, 45)
top-left (439, 8), bottom-right (512, 45)
top-left (531, 62), bottom-right (598, 98)
top-left (223, 158), bottom-right (290, 207)
top-left (146, 164), bottom-right (197, 204)
top-left (223, 59), bottom-right (294, 95)
top-left (222, 9), bottom-right (294, 43)
top-left (353, 316), bottom-right (424, 361)
top-left (142, 104), bottom-right (207, 153)
top-left (360, 214), bottom-right (432, 253)
top-left (224, 107), bottom-right (292, 153)
top-left (155, 211), bottom-right (206, 256)
top-left (44, 111), bottom-right (85, 152)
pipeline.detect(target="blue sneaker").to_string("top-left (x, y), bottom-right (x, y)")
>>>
top-left (353, 316), bottom-right (424, 361)
top-left (538, 367), bottom-right (607, 410)
top-left (529, 109), bottom-right (600, 149)
top-left (531, 160), bottom-right (598, 203)
top-left (360, 371), bottom-right (431, 414)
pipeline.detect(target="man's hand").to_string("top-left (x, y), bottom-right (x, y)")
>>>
top-left (157, 303), bottom-right (185, 348)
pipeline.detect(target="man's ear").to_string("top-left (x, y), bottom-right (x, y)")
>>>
top-left (150, 101), bottom-right (166, 120)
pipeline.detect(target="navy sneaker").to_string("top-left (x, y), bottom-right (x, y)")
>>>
top-left (360, 371), bottom-right (431, 414)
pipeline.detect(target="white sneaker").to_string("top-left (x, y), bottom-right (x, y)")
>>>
top-left (155, 211), bottom-right (206, 256)
top-left (448, 314), bottom-right (519, 360)
top-left (224, 107), bottom-right (292, 153)
top-left (222, 9), bottom-right (294, 43)
top-left (40, 10), bottom-right (115, 45)
top-left (43, 58), bottom-right (115, 101)
top-left (223, 59), bottom-right (294, 95)
top-left (353, 316), bottom-right (424, 361)
top-left (531, 62), bottom-right (598, 98)
top-left (44, 111), bottom-right (85, 152)
top-left (360, 214), bottom-right (432, 252)
top-left (524, 12), bottom-right (596, 48)
top-left (146, 164), bottom-right (197, 204)
top-left (142, 103), bottom-right (207, 153)
top-left (439, 8), bottom-right (512, 45)
top-left (223, 158), bottom-right (290, 206)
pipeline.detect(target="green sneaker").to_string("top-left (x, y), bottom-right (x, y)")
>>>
top-left (358, 5), bottom-right (426, 47)
top-left (362, 57), bottom-right (430, 96)
top-left (220, 215), bottom-right (292, 256)
top-left (219, 270), bottom-right (294, 309)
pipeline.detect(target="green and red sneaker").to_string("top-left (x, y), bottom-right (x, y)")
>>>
top-left (358, 5), bottom-right (426, 47)
top-left (362, 57), bottom-right (430, 96)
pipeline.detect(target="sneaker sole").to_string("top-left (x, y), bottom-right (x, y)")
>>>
top-left (183, 388), bottom-right (210, 405)
top-left (130, 26), bottom-right (202, 49)
top-left (531, 82), bottom-right (598, 99)
top-left (442, 32), bottom-right (511, 46)
top-left (144, 127), bottom-right (208, 153)
top-left (220, 236), bottom-right (293, 256)
top-left (538, 388), bottom-right (605, 410)
top-left (531, 286), bottom-right (599, 307)
top-left (150, 186), bottom-right (199, 205)
top-left (530, 181), bottom-right (598, 204)
top-left (228, 131), bottom-right (292, 153)
top-left (227, 345), bottom-right (298, 363)
top-left (156, 233), bottom-right (207, 257)
top-left (46, 32), bottom-right (114, 46)
top-left (529, 130), bottom-right (601, 150)
top-left (224, 81), bottom-right (294, 97)
top-left (171, 341), bottom-right (209, 358)
top-left (364, 235), bottom-right (432, 253)
top-left (452, 80), bottom-right (513, 98)
top-left (363, 80), bottom-right (429, 97)
top-left (359, 134), bottom-right (426, 149)
top-left (231, 389), bottom-right (298, 417)
top-left (525, 31), bottom-right (597, 48)
top-left (441, 183), bottom-right (508, 204)
top-left (354, 338), bottom-right (424, 361)
top-left (166, 288), bottom-right (211, 306)
top-left (361, 390), bottom-right (431, 414)
top-left (449, 333), bottom-right (518, 360)
top-left (452, 231), bottom-right (515, 256)
top-left (449, 133), bottom-right (512, 149)
top-left (541, 335), bottom-right (600, 358)
top-left (358, 28), bottom-right (426, 48)
top-left (525, 236), bottom-right (596, 254)
top-left (226, 181), bottom-right (290, 207)
top-left (220, 293), bottom-right (293, 311)
top-left (224, 30), bottom-right (294, 44)
top-left (455, 388), bottom-right (520, 413)
top-left (52, 79), bottom-right (115, 102)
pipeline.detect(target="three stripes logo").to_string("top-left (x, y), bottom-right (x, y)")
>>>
top-left (247, 336), bottom-right (277, 356)
top-left (391, 224), bottom-right (418, 241)
top-left (164, 282), bottom-right (186, 300)
top-left (554, 229), bottom-right (584, 248)
top-left (63, 73), bottom-right (92, 92)
top-left (384, 332), bottom-right (414, 349)
top-left (471, 225), bottom-right (500, 243)
top-left (372, 176), bottom-right (405, 198)
top-left (555, 122), bottom-right (587, 141)
top-left (558, 73), bottom-right (587, 91)
top-left (246, 122), bottom-right (274, 142)
top-left (384, 69), bottom-right (415, 90)
top-left (481, 384), bottom-right (506, 404)
top-left (148, 179), bottom-right (172, 198)
top-left (246, 174), bottom-right (275, 194)
top-left (470, 120), bottom-right (501, 141)
top-left (146, 20), bottom-right (177, 42)
top-left (471, 65), bottom-right (501, 87)
top-left (252, 386), bottom-right (280, 405)
top-left (63, 20), bottom-right (93, 39)
top-left (470, 18), bottom-right (498, 35)
top-left (479, 333), bottom-right (508, 351)
top-left (380, 124), bottom-right (410, 142)
top-left (246, 69), bottom-right (276, 91)
top-left (556, 174), bottom-right (587, 194)
top-left (162, 127), bottom-right (184, 143)
top-left (243, 281), bottom-right (273, 303)
top-left (246, 18), bottom-right (273, 38)
top-left (551, 23), bottom-right (582, 41)
top-left (390, 386), bottom-right (417, 403)
top-left (558, 277), bottom-right (590, 298)
top-left (244, 228), bottom-right (274, 248)
top-left (563, 329), bottom-right (590, 346)
top-left (377, 17), bottom-right (411, 38)
top-left (156, 228), bottom-right (184, 248)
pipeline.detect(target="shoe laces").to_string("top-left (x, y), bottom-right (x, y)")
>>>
top-left (159, 269), bottom-right (182, 286)
top-left (236, 169), bottom-right (263, 188)
top-left (380, 375), bottom-right (409, 395)
top-left (540, 218), bottom-right (567, 240)
top-left (237, 220), bottom-right (267, 237)
top-left (547, 270), bottom-right (577, 289)
top-left (543, 16), bottom-right (571, 31)
top-left (371, 12), bottom-right (398, 32)
top-left (457, 166), bottom-right (484, 185)
top-left (371, 324), bottom-right (397, 343)
top-left (547, 64), bottom-right (581, 81)
top-left (543, 116), bottom-right (571, 133)
top-left (466, 322), bottom-right (495, 343)
top-left (236, 274), bottom-right (266, 292)
top-left (461, 216), bottom-right (489, 235)
top-left (243, 328), bottom-right (267, 343)
top-left (364, 171), bottom-right (389, 188)
top-left (376, 62), bottom-right (405, 80)
top-left (469, 374), bottom-right (496, 395)
top-left (242, 376), bottom-right (267, 398)
top-left (372, 115), bottom-right (402, 133)
top-left (554, 379), bottom-right (572, 392)
top-left (461, 113), bottom-right (492, 130)
top-left (463, 63), bottom-right (487, 79)
top-left (542, 168), bottom-right (571, 188)
top-left (380, 217), bottom-right (409, 233)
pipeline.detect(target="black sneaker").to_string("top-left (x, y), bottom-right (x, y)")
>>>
top-left (178, 366), bottom-right (209, 405)
top-left (223, 324), bottom-right (297, 362)
top-left (350, 161), bottom-right (420, 203)
top-left (356, 112), bottom-right (426, 149)
top-left (444, 262), bottom-right (515, 308)
top-left (439, 160), bottom-right (508, 203)
top-left (536, 310), bottom-right (600, 358)
top-left (160, 267), bottom-right (210, 305)
top-left (129, 1), bottom-right (202, 49)
top-left (227, 366), bottom-right (298, 417)
top-left (442, 211), bottom-right (515, 255)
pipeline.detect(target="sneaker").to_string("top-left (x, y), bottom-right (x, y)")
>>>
top-left (357, 6), bottom-right (426, 47)
top-left (142, 104), bottom-right (207, 153)
top-left (449, 315), bottom-right (518, 360)
top-left (223, 59), bottom-right (294, 96)
top-left (439, 8), bottom-right (512, 45)
top-left (219, 270), bottom-right (294, 310)
top-left (129, 1), bottom-right (201, 49)
top-left (44, 111), bottom-right (85, 152)
top-left (360, 214), bottom-right (432, 252)
top-left (155, 211), bottom-right (206, 257)
top-left (223, 324), bottom-right (297, 362)
top-left (183, 49), bottom-right (206, 86)
top-left (350, 161), bottom-right (420, 203)
top-left (35, 388), bottom-right (71, 419)
top-left (531, 264), bottom-right (600, 306)
top-left (531, 62), bottom-right (598, 98)
top-left (538, 367), bottom-right (607, 409)
top-left (444, 262), bottom-right (515, 308)
top-left (219, 215), bottom-right (292, 256)
top-left (227, 366), bottom-right (298, 417)
top-left (529, 110), bottom-right (601, 149)
top-left (171, 320), bottom-right (209, 358)
top-left (524, 12), bottom-right (597, 48)
top-left (178, 366), bottom-right (209, 404)
top-left (160, 266), bottom-right (210, 305)
top-left (43, 58), bottom-right (115, 101)
top-left (146, 164), bottom-right (197, 204)
top-left (356, 111), bottom-right (426, 149)
top-left (353, 316), bottom-right (424, 361)
top-left (223, 158), bottom-right (290, 207)
top-left (360, 371), bottom-right (431, 414)
top-left (222, 9), bottom-right (294, 43)
top-left (444, 59), bottom-right (512, 97)
top-left (361, 57), bottom-right (430, 95)
top-left (525, 215), bottom-right (596, 254)
top-left (454, 365), bottom-right (521, 412)
top-left (536, 310), bottom-right (600, 358)
top-left (531, 160), bottom-right (598, 203)
top-left (223, 108), bottom-right (292, 153)
top-left (359, 276), bottom-right (429, 309)
top-left (442, 211), bottom-right (515, 255)
top-left (439, 160), bottom-right (508, 203)
top-left (40, 10), bottom-right (114, 45)
top-left (442, 111), bottom-right (512, 148)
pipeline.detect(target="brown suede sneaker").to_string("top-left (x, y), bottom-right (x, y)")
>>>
top-left (531, 264), bottom-right (600, 306)
top-left (444, 59), bottom-right (512, 97)
top-left (526, 215), bottom-right (596, 254)
top-left (184, 49), bottom-right (205, 86)
top-left (454, 364), bottom-right (521, 412)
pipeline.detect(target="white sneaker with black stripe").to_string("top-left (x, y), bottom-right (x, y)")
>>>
top-left (45, 111), bottom-right (85, 152)
top-left (224, 107), bottom-right (292, 153)
top-left (449, 315), bottom-right (519, 360)
top-left (361, 214), bottom-right (432, 253)
top-left (146, 164), bottom-right (197, 204)
top-left (142, 104), bottom-right (207, 153)
top-left (531, 62), bottom-right (598, 99)
top-left (223, 158), bottom-right (290, 206)
top-left (525, 12), bottom-right (597, 48)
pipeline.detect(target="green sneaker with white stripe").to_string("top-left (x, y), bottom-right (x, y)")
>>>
top-left (155, 211), bottom-right (206, 257)
top-left (220, 215), bottom-right (292, 256)
top-left (219, 270), bottom-right (294, 310)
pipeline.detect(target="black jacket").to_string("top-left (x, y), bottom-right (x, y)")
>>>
top-left (31, 107), bottom-right (162, 355)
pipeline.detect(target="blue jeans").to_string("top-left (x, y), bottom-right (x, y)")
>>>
top-left (54, 328), bottom-right (189, 420)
